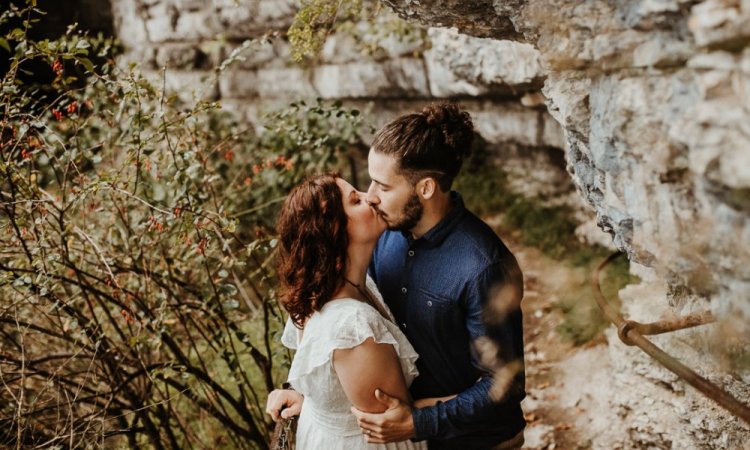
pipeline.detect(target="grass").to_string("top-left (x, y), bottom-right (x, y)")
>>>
top-left (555, 248), bottom-right (636, 345)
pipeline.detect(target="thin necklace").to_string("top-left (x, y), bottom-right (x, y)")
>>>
top-left (343, 278), bottom-right (390, 321)
top-left (343, 277), bottom-right (369, 301)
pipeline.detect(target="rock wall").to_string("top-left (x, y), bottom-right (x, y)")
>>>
top-left (108, 0), bottom-right (607, 241)
top-left (384, 0), bottom-right (750, 448)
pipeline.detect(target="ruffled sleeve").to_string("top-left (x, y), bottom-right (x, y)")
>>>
top-left (280, 317), bottom-right (299, 350)
top-left (287, 300), bottom-right (419, 386)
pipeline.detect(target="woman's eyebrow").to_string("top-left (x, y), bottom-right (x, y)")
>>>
top-left (348, 190), bottom-right (357, 201)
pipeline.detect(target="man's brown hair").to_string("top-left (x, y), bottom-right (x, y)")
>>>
top-left (371, 102), bottom-right (474, 191)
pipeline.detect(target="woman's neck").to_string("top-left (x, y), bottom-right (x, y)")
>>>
top-left (332, 241), bottom-right (374, 301)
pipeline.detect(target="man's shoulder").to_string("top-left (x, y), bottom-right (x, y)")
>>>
top-left (377, 229), bottom-right (407, 249)
top-left (449, 209), bottom-right (512, 262)
top-left (373, 230), bottom-right (407, 262)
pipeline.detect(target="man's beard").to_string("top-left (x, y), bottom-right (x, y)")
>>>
top-left (386, 192), bottom-right (423, 232)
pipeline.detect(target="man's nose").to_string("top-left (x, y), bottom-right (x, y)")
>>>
top-left (365, 183), bottom-right (379, 205)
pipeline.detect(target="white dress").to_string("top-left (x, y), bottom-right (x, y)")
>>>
top-left (281, 278), bottom-right (427, 450)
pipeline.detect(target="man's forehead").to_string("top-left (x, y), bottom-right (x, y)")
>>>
top-left (369, 151), bottom-right (400, 179)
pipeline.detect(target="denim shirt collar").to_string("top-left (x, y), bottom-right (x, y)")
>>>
top-left (401, 191), bottom-right (466, 247)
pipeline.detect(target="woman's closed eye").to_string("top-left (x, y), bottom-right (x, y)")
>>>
top-left (349, 190), bottom-right (363, 204)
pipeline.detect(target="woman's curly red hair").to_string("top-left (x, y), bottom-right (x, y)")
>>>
top-left (276, 173), bottom-right (348, 328)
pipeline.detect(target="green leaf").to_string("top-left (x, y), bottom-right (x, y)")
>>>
top-left (78, 57), bottom-right (94, 74)
top-left (0, 38), bottom-right (10, 53)
top-left (222, 299), bottom-right (239, 310)
top-left (219, 283), bottom-right (238, 296)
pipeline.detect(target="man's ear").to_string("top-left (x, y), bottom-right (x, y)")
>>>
top-left (417, 177), bottom-right (437, 200)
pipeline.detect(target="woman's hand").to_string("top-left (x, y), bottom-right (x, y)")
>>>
top-left (266, 389), bottom-right (304, 422)
top-left (413, 394), bottom-right (457, 409)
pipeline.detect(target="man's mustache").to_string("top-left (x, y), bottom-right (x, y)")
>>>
top-left (369, 204), bottom-right (386, 217)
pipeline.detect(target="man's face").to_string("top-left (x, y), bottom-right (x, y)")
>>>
top-left (366, 151), bottom-right (424, 232)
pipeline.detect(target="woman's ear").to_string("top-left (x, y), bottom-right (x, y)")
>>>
top-left (417, 177), bottom-right (437, 200)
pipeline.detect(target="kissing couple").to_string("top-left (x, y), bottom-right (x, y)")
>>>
top-left (266, 102), bottom-right (526, 450)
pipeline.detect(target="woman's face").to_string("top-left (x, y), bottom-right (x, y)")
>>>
top-left (336, 178), bottom-right (386, 244)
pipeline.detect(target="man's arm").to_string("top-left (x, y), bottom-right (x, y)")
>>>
top-left (412, 259), bottom-right (525, 440)
top-left (354, 260), bottom-right (525, 442)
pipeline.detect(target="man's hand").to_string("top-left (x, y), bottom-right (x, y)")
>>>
top-left (351, 389), bottom-right (415, 443)
top-left (265, 389), bottom-right (303, 422)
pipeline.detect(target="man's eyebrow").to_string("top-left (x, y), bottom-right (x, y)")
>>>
top-left (372, 178), bottom-right (392, 189)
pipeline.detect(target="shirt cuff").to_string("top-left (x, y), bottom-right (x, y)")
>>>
top-left (412, 405), bottom-right (439, 441)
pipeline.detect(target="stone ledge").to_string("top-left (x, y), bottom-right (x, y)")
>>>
top-left (382, 0), bottom-right (523, 40)
top-left (313, 58), bottom-right (429, 99)
top-left (219, 67), bottom-right (317, 100)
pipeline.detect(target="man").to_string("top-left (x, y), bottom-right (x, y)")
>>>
top-left (267, 103), bottom-right (526, 449)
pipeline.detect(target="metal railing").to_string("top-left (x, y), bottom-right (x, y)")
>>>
top-left (593, 252), bottom-right (750, 425)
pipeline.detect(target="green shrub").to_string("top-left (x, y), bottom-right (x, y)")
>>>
top-left (288, 0), bottom-right (428, 63)
top-left (0, 3), bottom-right (367, 448)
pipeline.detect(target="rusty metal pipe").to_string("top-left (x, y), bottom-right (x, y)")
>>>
top-left (593, 252), bottom-right (750, 426)
top-left (631, 310), bottom-right (716, 336)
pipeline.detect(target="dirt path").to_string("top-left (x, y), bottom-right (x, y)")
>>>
top-left (498, 227), bottom-right (614, 450)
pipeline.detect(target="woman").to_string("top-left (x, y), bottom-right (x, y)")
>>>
top-left (270, 173), bottom-right (427, 449)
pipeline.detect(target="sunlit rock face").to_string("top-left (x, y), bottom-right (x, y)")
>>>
top-left (523, 2), bottom-right (750, 329)
top-left (384, 0), bottom-right (750, 447)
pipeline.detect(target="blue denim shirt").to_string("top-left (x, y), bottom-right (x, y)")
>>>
top-left (369, 192), bottom-right (526, 449)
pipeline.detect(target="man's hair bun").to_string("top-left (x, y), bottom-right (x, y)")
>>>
top-left (421, 102), bottom-right (474, 159)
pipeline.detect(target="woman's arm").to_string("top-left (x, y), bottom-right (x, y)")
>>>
top-left (333, 337), bottom-right (409, 413)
